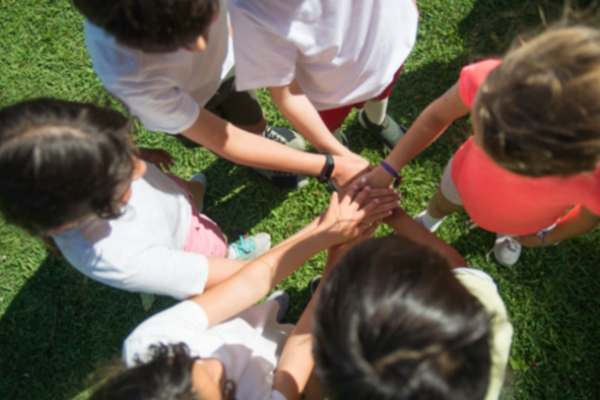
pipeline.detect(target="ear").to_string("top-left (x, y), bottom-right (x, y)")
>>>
top-left (195, 35), bottom-right (208, 52)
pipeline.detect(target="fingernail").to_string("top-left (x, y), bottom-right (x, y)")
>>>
top-left (388, 210), bottom-right (392, 215)
top-left (398, 193), bottom-right (403, 198)
top-left (361, 177), bottom-right (366, 183)
top-left (397, 200), bottom-right (402, 205)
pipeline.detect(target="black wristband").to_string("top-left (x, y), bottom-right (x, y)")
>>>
top-left (318, 152), bottom-right (334, 183)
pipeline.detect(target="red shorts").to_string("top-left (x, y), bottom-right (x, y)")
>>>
top-left (317, 65), bottom-right (403, 132)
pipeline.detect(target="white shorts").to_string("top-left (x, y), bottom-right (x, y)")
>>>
top-left (440, 157), bottom-right (463, 206)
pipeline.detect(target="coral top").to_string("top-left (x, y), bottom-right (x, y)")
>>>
top-left (451, 60), bottom-right (600, 235)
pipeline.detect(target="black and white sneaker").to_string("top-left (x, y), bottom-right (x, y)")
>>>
top-left (253, 126), bottom-right (308, 189)
top-left (262, 126), bottom-right (306, 151)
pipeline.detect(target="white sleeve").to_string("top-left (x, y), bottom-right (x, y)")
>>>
top-left (229, 6), bottom-right (297, 91)
top-left (108, 77), bottom-right (200, 134)
top-left (123, 301), bottom-right (209, 367)
top-left (93, 246), bottom-right (211, 300)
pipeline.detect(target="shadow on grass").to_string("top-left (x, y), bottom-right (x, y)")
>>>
top-left (198, 157), bottom-right (294, 240)
top-left (447, 225), bottom-right (600, 399)
top-left (0, 254), bottom-right (177, 400)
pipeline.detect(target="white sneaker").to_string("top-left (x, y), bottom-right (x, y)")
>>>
top-left (493, 233), bottom-right (522, 267)
top-left (228, 233), bottom-right (271, 261)
top-left (414, 210), bottom-right (445, 233)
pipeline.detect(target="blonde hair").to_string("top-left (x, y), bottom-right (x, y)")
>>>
top-left (477, 25), bottom-right (600, 177)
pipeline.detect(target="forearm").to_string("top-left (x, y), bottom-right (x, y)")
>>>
top-left (273, 297), bottom-right (317, 400)
top-left (543, 205), bottom-right (600, 245)
top-left (269, 82), bottom-right (355, 157)
top-left (367, 83), bottom-right (470, 189)
top-left (194, 226), bottom-right (333, 326)
top-left (384, 208), bottom-right (466, 268)
top-left (182, 108), bottom-right (329, 176)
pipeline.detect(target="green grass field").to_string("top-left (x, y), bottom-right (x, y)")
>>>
top-left (1, 0), bottom-right (599, 399)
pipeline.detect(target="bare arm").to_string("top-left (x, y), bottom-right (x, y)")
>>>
top-left (366, 82), bottom-right (471, 188)
top-left (191, 184), bottom-right (379, 327)
top-left (517, 205), bottom-right (600, 247)
top-left (182, 107), bottom-right (368, 185)
top-left (384, 208), bottom-right (467, 268)
top-left (272, 295), bottom-right (318, 400)
top-left (269, 80), bottom-right (360, 158)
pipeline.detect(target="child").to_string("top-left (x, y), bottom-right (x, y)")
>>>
top-left (228, 0), bottom-right (419, 152)
top-left (313, 208), bottom-right (513, 400)
top-left (0, 98), bottom-right (274, 300)
top-left (73, 0), bottom-right (370, 190)
top-left (365, 25), bottom-right (600, 266)
top-left (86, 181), bottom-right (398, 400)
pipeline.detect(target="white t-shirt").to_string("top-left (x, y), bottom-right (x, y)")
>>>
top-left (123, 300), bottom-right (291, 400)
top-left (52, 163), bottom-right (210, 300)
top-left (229, 0), bottom-right (418, 111)
top-left (453, 268), bottom-right (513, 400)
top-left (84, 0), bottom-right (235, 134)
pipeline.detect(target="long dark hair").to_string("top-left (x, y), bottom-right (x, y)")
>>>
top-left (313, 236), bottom-right (492, 400)
top-left (0, 98), bottom-right (135, 236)
top-left (90, 343), bottom-right (237, 400)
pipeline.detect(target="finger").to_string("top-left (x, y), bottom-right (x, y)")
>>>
top-left (362, 210), bottom-right (394, 225)
top-left (360, 220), bottom-right (380, 239)
top-left (370, 194), bottom-right (402, 206)
top-left (368, 187), bottom-right (400, 199)
top-left (351, 185), bottom-right (372, 209)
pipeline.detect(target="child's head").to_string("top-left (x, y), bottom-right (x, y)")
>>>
top-left (313, 236), bottom-right (492, 400)
top-left (73, 0), bottom-right (220, 53)
top-left (475, 25), bottom-right (600, 177)
top-left (90, 344), bottom-right (236, 400)
top-left (0, 98), bottom-right (138, 236)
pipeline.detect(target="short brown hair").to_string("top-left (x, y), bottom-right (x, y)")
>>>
top-left (476, 26), bottom-right (600, 177)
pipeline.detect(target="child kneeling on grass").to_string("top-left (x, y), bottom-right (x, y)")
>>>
top-left (88, 181), bottom-right (397, 400)
top-left (313, 208), bottom-right (513, 400)
top-left (366, 25), bottom-right (600, 267)
top-left (0, 98), bottom-right (274, 300)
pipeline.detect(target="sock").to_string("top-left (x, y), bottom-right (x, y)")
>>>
top-left (227, 245), bottom-right (238, 260)
top-left (419, 209), bottom-right (447, 232)
top-left (364, 98), bottom-right (388, 125)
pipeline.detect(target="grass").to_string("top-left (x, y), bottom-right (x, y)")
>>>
top-left (1, 0), bottom-right (599, 399)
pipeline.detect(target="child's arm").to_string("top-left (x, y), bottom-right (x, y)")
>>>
top-left (181, 107), bottom-right (369, 187)
top-left (517, 205), bottom-right (600, 247)
top-left (191, 183), bottom-right (381, 327)
top-left (271, 221), bottom-right (380, 400)
top-left (268, 80), bottom-right (362, 159)
top-left (384, 208), bottom-right (467, 268)
top-left (365, 83), bottom-right (471, 188)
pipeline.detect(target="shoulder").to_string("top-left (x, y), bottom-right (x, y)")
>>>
top-left (123, 301), bottom-right (209, 366)
top-left (84, 20), bottom-right (141, 79)
top-left (459, 59), bottom-right (502, 107)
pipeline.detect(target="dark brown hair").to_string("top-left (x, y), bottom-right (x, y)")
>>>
top-left (477, 25), bottom-right (600, 177)
top-left (313, 236), bottom-right (492, 400)
top-left (90, 343), bottom-right (237, 400)
top-left (73, 0), bottom-right (219, 53)
top-left (0, 98), bottom-right (135, 236)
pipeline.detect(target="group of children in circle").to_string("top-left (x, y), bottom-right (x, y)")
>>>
top-left (1, 0), bottom-right (599, 399)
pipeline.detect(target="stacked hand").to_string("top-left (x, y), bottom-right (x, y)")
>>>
top-left (317, 178), bottom-right (401, 248)
top-left (138, 148), bottom-right (174, 171)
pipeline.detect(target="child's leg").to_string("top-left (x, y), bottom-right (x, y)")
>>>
top-left (416, 158), bottom-right (465, 232)
top-left (183, 179), bottom-right (206, 212)
top-left (363, 97), bottom-right (388, 125)
top-left (358, 66), bottom-right (406, 150)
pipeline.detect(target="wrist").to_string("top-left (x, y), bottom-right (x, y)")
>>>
top-left (318, 152), bottom-right (334, 183)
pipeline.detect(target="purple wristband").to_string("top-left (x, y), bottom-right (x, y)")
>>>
top-left (380, 161), bottom-right (402, 188)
